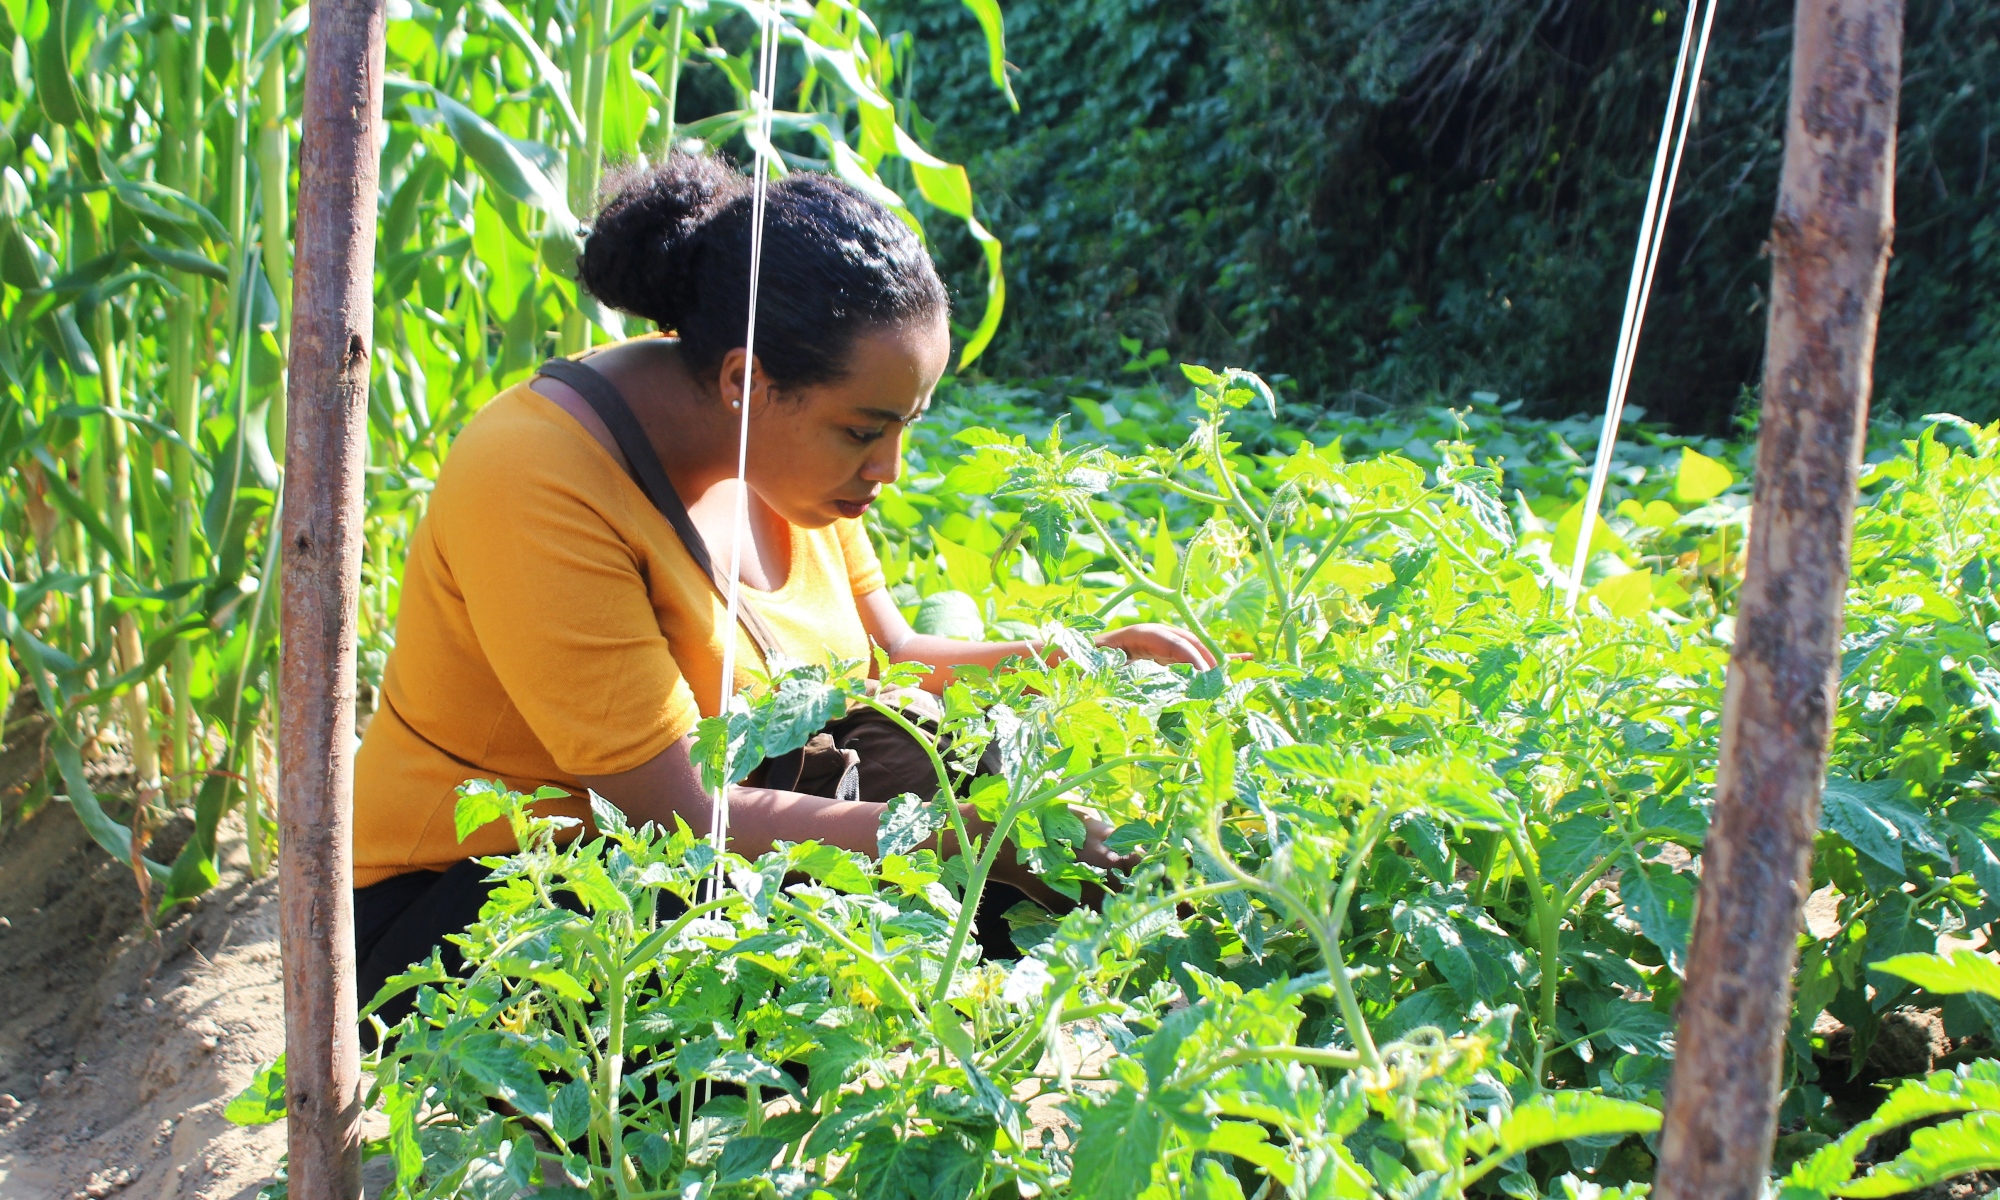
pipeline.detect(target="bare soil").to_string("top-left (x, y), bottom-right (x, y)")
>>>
top-left (0, 724), bottom-right (288, 1199)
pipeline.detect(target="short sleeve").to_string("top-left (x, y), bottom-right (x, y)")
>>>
top-left (434, 443), bottom-right (700, 776)
top-left (838, 517), bottom-right (886, 597)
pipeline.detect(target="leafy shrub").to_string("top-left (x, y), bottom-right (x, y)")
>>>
top-left (880, 0), bottom-right (2000, 429)
top-left (237, 376), bottom-right (2000, 1196)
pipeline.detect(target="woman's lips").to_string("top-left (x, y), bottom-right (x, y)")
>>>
top-left (833, 498), bottom-right (874, 518)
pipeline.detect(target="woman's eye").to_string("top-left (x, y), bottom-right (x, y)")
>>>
top-left (848, 427), bottom-right (886, 444)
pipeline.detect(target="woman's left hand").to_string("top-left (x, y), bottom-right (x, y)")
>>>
top-left (1096, 623), bottom-right (1217, 669)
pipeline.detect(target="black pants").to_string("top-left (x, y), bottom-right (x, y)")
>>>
top-left (354, 861), bottom-right (1030, 1029)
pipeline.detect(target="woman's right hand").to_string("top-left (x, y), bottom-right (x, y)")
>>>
top-left (1075, 814), bottom-right (1139, 874)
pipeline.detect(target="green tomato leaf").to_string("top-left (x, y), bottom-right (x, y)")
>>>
top-left (705, 1050), bottom-right (803, 1099)
top-left (879, 791), bottom-right (946, 859)
top-left (1834, 1112), bottom-right (2000, 1197)
top-left (381, 1077), bottom-right (423, 1187)
top-left (1187, 1159), bottom-right (1248, 1200)
top-left (847, 1125), bottom-right (991, 1200)
top-left (1620, 856), bottom-right (1695, 974)
top-left (454, 779), bottom-right (513, 844)
top-left (1394, 813), bottom-right (1454, 884)
top-left (1539, 816), bottom-right (1619, 893)
top-left (1487, 1091), bottom-right (1661, 1160)
top-left (1571, 993), bottom-right (1676, 1056)
top-left (791, 842), bottom-right (875, 894)
top-left (806, 1088), bottom-right (895, 1159)
top-left (1067, 1074), bottom-right (1165, 1200)
top-left (1198, 1120), bottom-right (1295, 1186)
top-left (716, 1135), bottom-right (788, 1184)
top-left (1870, 951), bottom-right (2000, 1002)
top-left (1820, 776), bottom-right (1951, 877)
top-left (1466, 645), bottom-right (1521, 717)
top-left (1944, 800), bottom-right (2000, 918)
top-left (759, 669), bottom-right (850, 759)
top-left (223, 1055), bottom-right (287, 1126)
top-left (455, 1032), bottom-right (552, 1122)
top-left (1022, 500), bottom-right (1072, 576)
top-left (1197, 723), bottom-right (1235, 809)
top-left (551, 1078), bottom-right (591, 1143)
top-left (1391, 896), bottom-right (1528, 1001)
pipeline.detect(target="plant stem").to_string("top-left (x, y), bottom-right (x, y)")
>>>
top-left (600, 940), bottom-right (632, 1197)
top-left (1505, 822), bottom-right (1562, 1048)
top-left (1322, 808), bottom-right (1387, 1066)
top-left (850, 694), bottom-right (972, 856)
top-left (164, 0), bottom-right (211, 801)
top-left (220, 0), bottom-right (268, 863)
top-left (930, 798), bottom-right (1013, 1005)
top-left (1201, 1044), bottom-right (1363, 1080)
top-left (560, 0), bottom-right (613, 354)
top-left (1076, 502), bottom-right (1224, 660)
top-left (927, 753), bottom-right (1190, 1006)
top-left (1203, 421), bottom-right (1288, 620)
top-left (233, 492), bottom-right (282, 876)
top-left (1267, 502), bottom-right (1398, 663)
top-left (90, 298), bottom-right (162, 785)
top-left (659, 5), bottom-right (684, 152)
top-left (1092, 581), bottom-right (1140, 621)
top-left (1466, 830), bottom-right (1501, 906)
top-left (255, 0), bottom-right (291, 458)
top-left (772, 898), bottom-right (924, 1014)
top-left (1198, 810), bottom-right (1381, 1071)
top-left (982, 1000), bottom-right (1125, 1077)
top-left (1558, 848), bottom-right (1624, 915)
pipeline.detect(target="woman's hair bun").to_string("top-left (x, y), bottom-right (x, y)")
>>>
top-left (578, 151), bottom-right (746, 330)
top-left (577, 146), bottom-right (948, 391)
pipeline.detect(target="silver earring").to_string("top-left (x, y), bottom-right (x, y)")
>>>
top-left (730, 399), bottom-right (742, 409)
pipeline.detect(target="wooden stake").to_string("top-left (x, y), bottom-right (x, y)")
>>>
top-left (277, 0), bottom-right (386, 1193)
top-left (1654, 1), bottom-right (1904, 1196)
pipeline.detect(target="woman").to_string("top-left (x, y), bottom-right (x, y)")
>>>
top-left (350, 150), bottom-right (1215, 1007)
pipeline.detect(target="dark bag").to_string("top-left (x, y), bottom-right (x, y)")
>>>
top-left (535, 356), bottom-right (985, 804)
top-left (760, 694), bottom-right (1002, 805)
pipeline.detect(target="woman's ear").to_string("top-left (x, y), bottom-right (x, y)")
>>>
top-left (716, 347), bottom-right (776, 411)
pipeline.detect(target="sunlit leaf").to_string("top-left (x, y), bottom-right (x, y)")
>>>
top-left (1674, 448), bottom-right (1735, 504)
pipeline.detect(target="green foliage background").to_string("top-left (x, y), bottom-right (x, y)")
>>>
top-left (881, 0), bottom-right (2000, 430)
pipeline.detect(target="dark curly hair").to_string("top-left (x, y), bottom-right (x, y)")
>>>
top-left (577, 150), bottom-right (949, 390)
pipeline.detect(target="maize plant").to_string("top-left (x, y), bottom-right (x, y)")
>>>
top-left (0, 0), bottom-right (1012, 908)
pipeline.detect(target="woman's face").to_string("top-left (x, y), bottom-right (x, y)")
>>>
top-left (734, 316), bottom-right (951, 529)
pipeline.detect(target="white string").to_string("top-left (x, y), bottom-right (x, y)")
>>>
top-left (710, 0), bottom-right (781, 868)
top-left (1565, 0), bottom-right (1718, 610)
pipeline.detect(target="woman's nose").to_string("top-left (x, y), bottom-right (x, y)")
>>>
top-left (859, 432), bottom-right (904, 484)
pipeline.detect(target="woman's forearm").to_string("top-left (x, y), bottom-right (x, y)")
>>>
top-left (714, 785), bottom-right (884, 859)
top-left (880, 633), bottom-right (1046, 689)
top-left (857, 588), bottom-right (1219, 685)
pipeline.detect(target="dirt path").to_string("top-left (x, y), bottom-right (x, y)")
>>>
top-left (0, 802), bottom-right (288, 1200)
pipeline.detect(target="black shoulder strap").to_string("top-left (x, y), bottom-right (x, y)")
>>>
top-left (534, 356), bottom-right (783, 662)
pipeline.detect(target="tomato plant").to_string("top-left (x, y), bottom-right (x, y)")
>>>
top-left (235, 372), bottom-right (2000, 1197)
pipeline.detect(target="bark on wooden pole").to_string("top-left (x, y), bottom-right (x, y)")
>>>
top-left (277, 0), bottom-right (386, 1193)
top-left (1654, 1), bottom-right (1903, 1196)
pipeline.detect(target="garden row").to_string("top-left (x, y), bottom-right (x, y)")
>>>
top-left (233, 372), bottom-right (2000, 1198)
